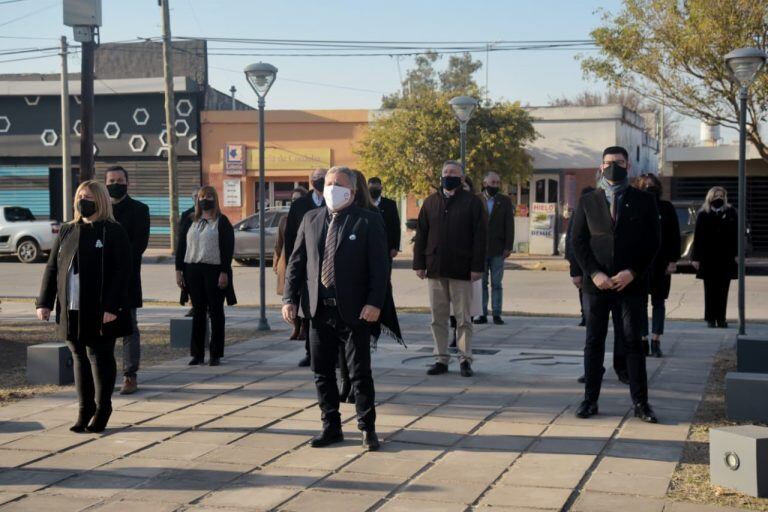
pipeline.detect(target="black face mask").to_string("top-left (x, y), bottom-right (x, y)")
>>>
top-left (711, 198), bottom-right (725, 209)
top-left (77, 199), bottom-right (97, 218)
top-left (603, 162), bottom-right (628, 182)
top-left (369, 188), bottom-right (382, 199)
top-left (198, 198), bottom-right (215, 211)
top-left (645, 186), bottom-right (660, 198)
top-left (485, 186), bottom-right (499, 197)
top-left (442, 176), bottom-right (462, 191)
top-left (312, 178), bottom-right (325, 193)
top-left (107, 183), bottom-right (128, 199)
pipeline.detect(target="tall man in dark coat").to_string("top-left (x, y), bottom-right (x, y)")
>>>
top-left (413, 160), bottom-right (487, 378)
top-left (476, 171), bottom-right (514, 325)
top-left (571, 146), bottom-right (660, 423)
top-left (367, 177), bottom-right (401, 260)
top-left (284, 167), bottom-right (327, 366)
top-left (282, 166), bottom-right (389, 451)
top-left (105, 166), bottom-right (150, 395)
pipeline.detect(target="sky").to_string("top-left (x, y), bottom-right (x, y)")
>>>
top-left (0, 0), bottom-right (707, 140)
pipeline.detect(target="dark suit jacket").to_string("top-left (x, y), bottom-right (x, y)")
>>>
top-left (376, 196), bottom-right (401, 253)
top-left (284, 193), bottom-right (324, 259)
top-left (175, 213), bottom-right (238, 306)
top-left (571, 186), bottom-right (660, 296)
top-left (692, 206), bottom-right (738, 280)
top-left (413, 188), bottom-right (487, 280)
top-left (648, 199), bottom-right (681, 298)
top-left (283, 205), bottom-right (389, 325)
top-left (112, 195), bottom-right (150, 308)
top-left (480, 192), bottom-right (514, 257)
top-left (37, 221), bottom-right (133, 341)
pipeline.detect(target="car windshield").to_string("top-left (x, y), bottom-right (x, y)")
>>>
top-left (4, 207), bottom-right (35, 222)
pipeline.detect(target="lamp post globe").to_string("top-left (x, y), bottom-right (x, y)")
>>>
top-left (449, 96), bottom-right (479, 173)
top-left (723, 47), bottom-right (767, 336)
top-left (244, 62), bottom-right (279, 331)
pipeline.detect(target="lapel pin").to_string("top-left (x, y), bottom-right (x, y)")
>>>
top-left (349, 234), bottom-right (356, 241)
top-left (95, 240), bottom-right (103, 248)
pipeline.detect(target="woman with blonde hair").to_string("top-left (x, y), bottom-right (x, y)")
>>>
top-left (691, 186), bottom-right (738, 328)
top-left (36, 180), bottom-right (132, 433)
top-left (176, 185), bottom-right (237, 365)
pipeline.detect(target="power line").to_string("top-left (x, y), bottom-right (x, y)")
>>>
top-left (0, 1), bottom-right (58, 29)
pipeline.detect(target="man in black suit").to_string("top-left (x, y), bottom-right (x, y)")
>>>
top-left (105, 165), bottom-right (150, 395)
top-left (283, 166), bottom-right (388, 451)
top-left (367, 177), bottom-right (401, 260)
top-left (571, 146), bottom-right (660, 423)
top-left (284, 167), bottom-right (327, 367)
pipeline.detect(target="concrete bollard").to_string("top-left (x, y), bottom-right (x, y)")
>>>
top-left (26, 342), bottom-right (74, 385)
top-left (710, 425), bottom-right (768, 498)
top-left (169, 317), bottom-right (209, 349)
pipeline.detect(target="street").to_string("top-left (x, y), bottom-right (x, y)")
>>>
top-left (2, 260), bottom-right (767, 321)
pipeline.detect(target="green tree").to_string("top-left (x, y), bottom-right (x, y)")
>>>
top-left (581, 0), bottom-right (768, 161)
top-left (382, 51), bottom-right (482, 108)
top-left (357, 89), bottom-right (536, 197)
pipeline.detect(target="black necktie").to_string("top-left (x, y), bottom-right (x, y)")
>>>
top-left (321, 213), bottom-right (339, 288)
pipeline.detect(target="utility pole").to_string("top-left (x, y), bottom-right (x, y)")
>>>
top-left (60, 36), bottom-right (73, 221)
top-left (160, 0), bottom-right (179, 251)
top-left (79, 33), bottom-right (96, 181)
top-left (229, 85), bottom-right (236, 110)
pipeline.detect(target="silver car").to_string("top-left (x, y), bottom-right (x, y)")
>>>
top-left (233, 207), bottom-right (289, 265)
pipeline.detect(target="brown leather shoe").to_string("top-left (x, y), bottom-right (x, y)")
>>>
top-left (120, 376), bottom-right (138, 395)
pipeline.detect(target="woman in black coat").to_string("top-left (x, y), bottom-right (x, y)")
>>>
top-left (36, 180), bottom-right (132, 433)
top-left (176, 185), bottom-right (236, 366)
top-left (692, 186), bottom-right (738, 328)
top-left (635, 174), bottom-right (681, 357)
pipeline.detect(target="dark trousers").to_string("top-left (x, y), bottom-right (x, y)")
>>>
top-left (186, 263), bottom-right (225, 359)
top-left (580, 290), bottom-right (626, 375)
top-left (310, 305), bottom-right (376, 432)
top-left (640, 293), bottom-right (667, 336)
top-left (583, 293), bottom-right (648, 405)
top-left (66, 312), bottom-right (117, 415)
top-left (704, 277), bottom-right (731, 324)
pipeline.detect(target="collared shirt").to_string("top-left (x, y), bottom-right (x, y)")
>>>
top-left (373, 197), bottom-right (381, 208)
top-left (485, 193), bottom-right (495, 215)
top-left (312, 191), bottom-right (323, 207)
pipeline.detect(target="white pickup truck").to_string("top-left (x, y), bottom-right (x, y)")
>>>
top-left (0, 206), bottom-right (60, 263)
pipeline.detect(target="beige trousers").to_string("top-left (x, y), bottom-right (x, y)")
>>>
top-left (428, 278), bottom-right (473, 364)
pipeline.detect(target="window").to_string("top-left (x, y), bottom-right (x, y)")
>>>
top-left (4, 207), bottom-right (35, 222)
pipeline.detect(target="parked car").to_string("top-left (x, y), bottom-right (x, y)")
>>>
top-left (233, 207), bottom-right (289, 265)
top-left (0, 206), bottom-right (60, 263)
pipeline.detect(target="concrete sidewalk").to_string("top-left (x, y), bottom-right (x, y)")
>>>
top-left (0, 305), bottom-right (757, 511)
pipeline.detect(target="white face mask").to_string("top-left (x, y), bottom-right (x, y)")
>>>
top-left (323, 184), bottom-right (352, 212)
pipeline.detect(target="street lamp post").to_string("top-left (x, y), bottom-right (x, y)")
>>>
top-left (724, 47), bottom-right (767, 336)
top-left (244, 62), bottom-right (278, 332)
top-left (449, 96), bottom-right (479, 172)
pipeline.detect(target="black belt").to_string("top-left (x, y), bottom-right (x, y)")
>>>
top-left (321, 298), bottom-right (337, 307)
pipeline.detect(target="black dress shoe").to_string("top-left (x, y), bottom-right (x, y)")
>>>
top-left (575, 400), bottom-right (598, 418)
top-left (86, 407), bottom-right (112, 433)
top-left (493, 316), bottom-right (505, 325)
top-left (473, 316), bottom-right (488, 325)
top-left (460, 361), bottom-right (474, 377)
top-left (634, 402), bottom-right (658, 423)
top-left (578, 318), bottom-right (586, 327)
top-left (209, 357), bottom-right (221, 366)
top-left (717, 320), bottom-right (729, 328)
top-left (641, 337), bottom-right (650, 356)
top-left (362, 430), bottom-right (380, 451)
top-left (427, 362), bottom-right (448, 375)
top-left (298, 355), bottom-right (311, 367)
top-left (188, 357), bottom-right (204, 366)
top-left (616, 372), bottom-right (630, 385)
top-left (310, 428), bottom-right (344, 448)
top-left (707, 321), bottom-right (716, 328)
top-left (650, 339), bottom-right (663, 358)
top-left (577, 374), bottom-right (586, 383)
